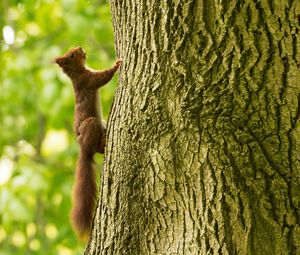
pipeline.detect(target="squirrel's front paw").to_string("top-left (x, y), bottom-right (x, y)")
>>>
top-left (115, 59), bottom-right (123, 68)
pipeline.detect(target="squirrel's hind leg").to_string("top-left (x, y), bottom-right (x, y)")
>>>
top-left (78, 117), bottom-right (105, 155)
top-left (98, 130), bottom-right (106, 154)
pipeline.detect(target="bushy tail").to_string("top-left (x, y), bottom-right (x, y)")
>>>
top-left (71, 150), bottom-right (97, 240)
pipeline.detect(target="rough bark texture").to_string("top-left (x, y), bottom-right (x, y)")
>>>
top-left (85, 1), bottom-right (300, 254)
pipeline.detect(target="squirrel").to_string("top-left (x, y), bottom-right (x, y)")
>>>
top-left (54, 46), bottom-right (122, 239)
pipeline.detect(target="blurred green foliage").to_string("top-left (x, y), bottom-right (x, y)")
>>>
top-left (0, 0), bottom-right (117, 254)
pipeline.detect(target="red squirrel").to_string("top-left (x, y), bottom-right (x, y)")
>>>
top-left (55, 46), bottom-right (122, 239)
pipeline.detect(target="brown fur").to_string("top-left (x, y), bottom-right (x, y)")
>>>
top-left (55, 47), bottom-right (121, 239)
top-left (72, 150), bottom-right (96, 240)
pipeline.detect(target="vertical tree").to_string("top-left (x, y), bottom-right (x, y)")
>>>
top-left (86, 1), bottom-right (300, 254)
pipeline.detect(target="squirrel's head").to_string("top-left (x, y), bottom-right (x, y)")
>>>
top-left (54, 47), bottom-right (86, 72)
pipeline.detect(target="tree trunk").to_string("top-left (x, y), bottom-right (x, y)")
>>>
top-left (85, 1), bottom-right (300, 254)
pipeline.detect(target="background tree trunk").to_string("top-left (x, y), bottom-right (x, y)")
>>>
top-left (85, 1), bottom-right (300, 254)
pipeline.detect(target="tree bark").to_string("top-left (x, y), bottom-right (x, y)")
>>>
top-left (85, 0), bottom-right (300, 254)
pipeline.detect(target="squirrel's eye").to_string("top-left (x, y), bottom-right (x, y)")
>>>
top-left (70, 54), bottom-right (75, 58)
